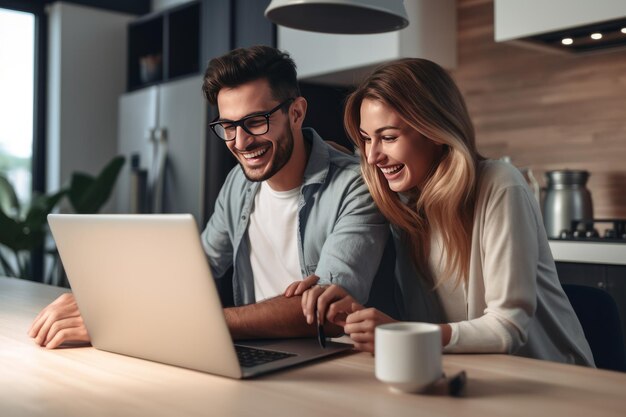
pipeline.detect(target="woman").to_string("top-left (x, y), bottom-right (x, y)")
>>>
top-left (285, 58), bottom-right (594, 366)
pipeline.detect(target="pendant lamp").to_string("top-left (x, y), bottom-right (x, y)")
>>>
top-left (264, 0), bottom-right (409, 34)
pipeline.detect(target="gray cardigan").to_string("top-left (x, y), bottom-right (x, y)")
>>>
top-left (396, 160), bottom-right (594, 366)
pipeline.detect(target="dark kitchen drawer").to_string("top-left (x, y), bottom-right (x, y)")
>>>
top-left (607, 265), bottom-right (626, 351)
top-left (556, 262), bottom-right (626, 351)
top-left (555, 262), bottom-right (608, 289)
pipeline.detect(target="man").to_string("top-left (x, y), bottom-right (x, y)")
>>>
top-left (28, 45), bottom-right (394, 348)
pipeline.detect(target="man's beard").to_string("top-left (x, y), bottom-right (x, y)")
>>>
top-left (239, 121), bottom-right (294, 183)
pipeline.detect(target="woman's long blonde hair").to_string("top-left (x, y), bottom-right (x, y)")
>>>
top-left (344, 58), bottom-right (483, 287)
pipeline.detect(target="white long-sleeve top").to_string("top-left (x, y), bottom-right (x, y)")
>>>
top-left (396, 160), bottom-right (594, 366)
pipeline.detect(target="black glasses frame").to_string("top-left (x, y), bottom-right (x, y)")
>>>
top-left (209, 98), bottom-right (295, 141)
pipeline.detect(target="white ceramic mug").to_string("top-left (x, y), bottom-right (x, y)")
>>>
top-left (375, 322), bottom-right (442, 393)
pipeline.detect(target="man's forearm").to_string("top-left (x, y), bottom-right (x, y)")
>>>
top-left (223, 295), bottom-right (342, 340)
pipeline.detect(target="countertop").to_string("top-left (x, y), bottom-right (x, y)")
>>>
top-left (549, 240), bottom-right (626, 266)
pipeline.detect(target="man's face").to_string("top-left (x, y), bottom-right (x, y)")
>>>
top-left (216, 78), bottom-right (294, 183)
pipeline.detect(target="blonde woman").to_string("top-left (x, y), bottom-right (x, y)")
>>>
top-left (285, 58), bottom-right (594, 366)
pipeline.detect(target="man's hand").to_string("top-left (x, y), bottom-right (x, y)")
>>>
top-left (225, 285), bottom-right (343, 340)
top-left (28, 293), bottom-right (91, 349)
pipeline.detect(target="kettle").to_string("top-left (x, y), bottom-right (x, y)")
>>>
top-left (542, 170), bottom-right (593, 239)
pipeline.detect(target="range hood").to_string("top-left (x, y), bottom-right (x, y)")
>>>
top-left (495, 0), bottom-right (626, 53)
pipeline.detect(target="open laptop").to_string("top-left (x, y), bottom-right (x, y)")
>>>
top-left (47, 213), bottom-right (352, 378)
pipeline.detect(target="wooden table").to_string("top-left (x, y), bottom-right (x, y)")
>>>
top-left (2, 276), bottom-right (625, 417)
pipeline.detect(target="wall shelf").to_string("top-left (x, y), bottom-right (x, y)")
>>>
top-left (127, 1), bottom-right (200, 91)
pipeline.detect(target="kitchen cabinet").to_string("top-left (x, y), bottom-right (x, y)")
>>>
top-left (494, 0), bottom-right (626, 51)
top-left (556, 262), bottom-right (608, 289)
top-left (495, 0), bottom-right (626, 40)
top-left (607, 265), bottom-right (626, 348)
top-left (556, 261), bottom-right (626, 349)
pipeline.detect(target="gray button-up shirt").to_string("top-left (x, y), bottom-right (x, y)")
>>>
top-left (201, 128), bottom-right (391, 307)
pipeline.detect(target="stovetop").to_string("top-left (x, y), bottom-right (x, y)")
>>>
top-left (551, 219), bottom-right (626, 243)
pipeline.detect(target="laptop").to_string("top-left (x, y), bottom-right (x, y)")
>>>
top-left (47, 213), bottom-right (352, 378)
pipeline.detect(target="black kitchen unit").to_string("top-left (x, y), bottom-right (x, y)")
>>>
top-left (552, 219), bottom-right (626, 350)
top-left (555, 256), bottom-right (626, 350)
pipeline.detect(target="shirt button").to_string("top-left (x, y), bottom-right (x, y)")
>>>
top-left (241, 215), bottom-right (246, 220)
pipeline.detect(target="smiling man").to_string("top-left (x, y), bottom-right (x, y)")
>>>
top-left (29, 45), bottom-right (395, 348)
top-left (200, 46), bottom-right (395, 339)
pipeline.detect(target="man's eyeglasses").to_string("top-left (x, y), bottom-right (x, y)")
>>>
top-left (209, 98), bottom-right (295, 141)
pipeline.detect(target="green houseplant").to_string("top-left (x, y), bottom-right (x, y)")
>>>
top-left (0, 156), bottom-right (125, 281)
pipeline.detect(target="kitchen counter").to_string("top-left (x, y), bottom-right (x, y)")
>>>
top-left (549, 240), bottom-right (626, 266)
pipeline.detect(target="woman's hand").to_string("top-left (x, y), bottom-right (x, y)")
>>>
top-left (284, 275), bottom-right (358, 326)
top-left (302, 283), bottom-right (359, 326)
top-left (283, 274), bottom-right (319, 298)
top-left (283, 276), bottom-right (399, 352)
top-left (344, 304), bottom-right (397, 353)
top-left (28, 293), bottom-right (91, 349)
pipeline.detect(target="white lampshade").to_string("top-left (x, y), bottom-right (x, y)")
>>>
top-left (264, 0), bottom-right (409, 34)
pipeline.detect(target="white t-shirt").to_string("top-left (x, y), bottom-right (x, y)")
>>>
top-left (248, 182), bottom-right (301, 302)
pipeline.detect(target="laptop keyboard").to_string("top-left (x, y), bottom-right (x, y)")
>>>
top-left (235, 345), bottom-right (297, 368)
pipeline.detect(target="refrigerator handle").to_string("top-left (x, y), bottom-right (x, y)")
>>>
top-left (151, 127), bottom-right (168, 213)
top-left (145, 127), bottom-right (156, 212)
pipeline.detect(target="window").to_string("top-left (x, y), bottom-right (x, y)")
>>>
top-left (0, 7), bottom-right (35, 207)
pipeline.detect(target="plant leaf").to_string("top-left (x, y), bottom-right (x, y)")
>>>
top-left (0, 248), bottom-right (18, 277)
top-left (67, 173), bottom-right (95, 209)
top-left (0, 207), bottom-right (23, 250)
top-left (9, 190), bottom-right (67, 251)
top-left (0, 174), bottom-right (20, 215)
top-left (68, 156), bottom-right (125, 214)
top-left (24, 189), bottom-right (66, 227)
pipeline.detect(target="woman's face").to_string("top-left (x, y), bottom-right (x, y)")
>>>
top-left (359, 99), bottom-right (444, 193)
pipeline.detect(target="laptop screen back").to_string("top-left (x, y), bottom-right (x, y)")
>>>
top-left (48, 214), bottom-right (242, 378)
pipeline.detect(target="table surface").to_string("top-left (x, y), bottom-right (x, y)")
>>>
top-left (2, 276), bottom-right (626, 417)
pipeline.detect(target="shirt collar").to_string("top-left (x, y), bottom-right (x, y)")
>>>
top-left (301, 127), bottom-right (330, 187)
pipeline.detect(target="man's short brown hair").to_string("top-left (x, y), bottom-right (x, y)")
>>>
top-left (202, 45), bottom-right (300, 106)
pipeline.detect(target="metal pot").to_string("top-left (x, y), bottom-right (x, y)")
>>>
top-left (542, 170), bottom-right (593, 239)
